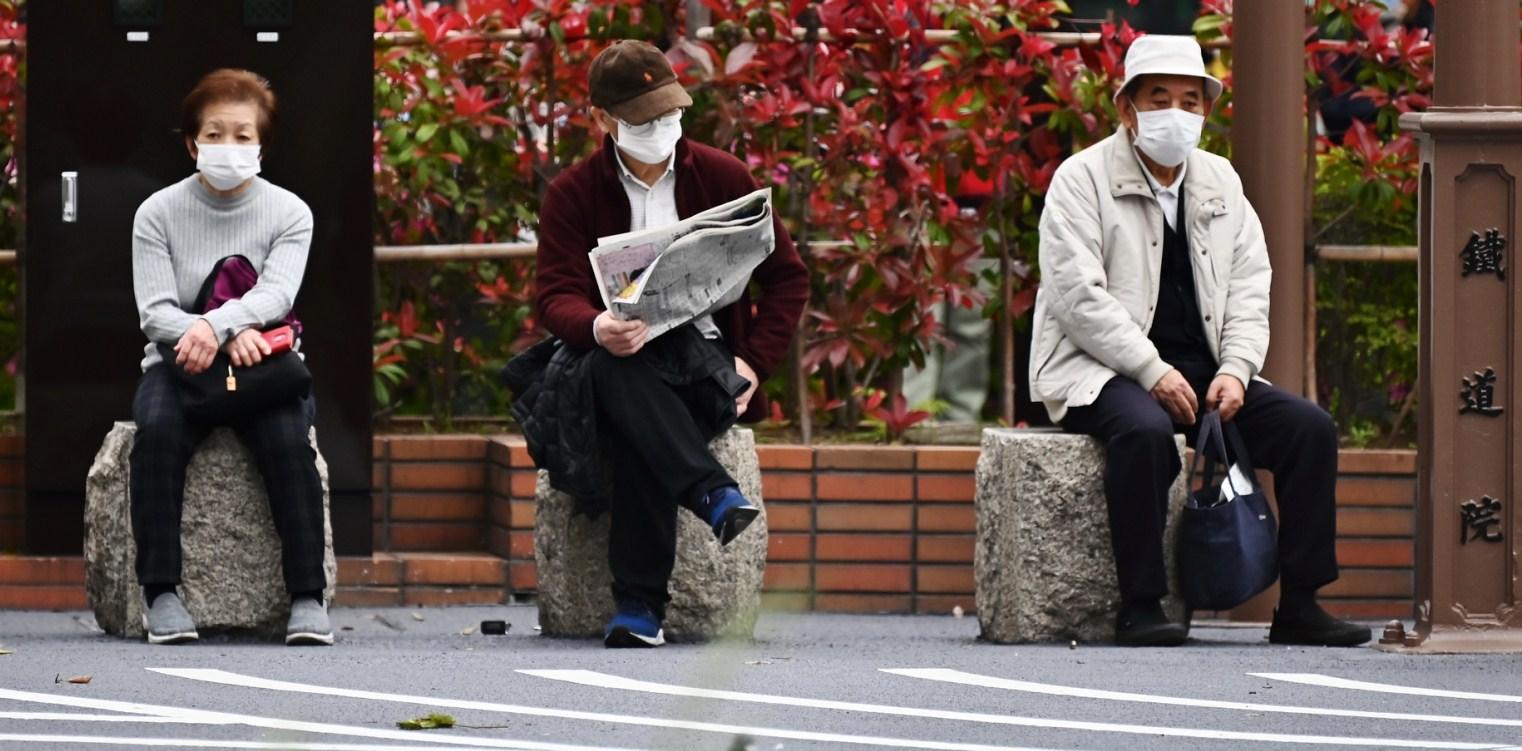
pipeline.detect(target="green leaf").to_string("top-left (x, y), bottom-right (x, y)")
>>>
top-left (397, 713), bottom-right (456, 731)
top-left (415, 123), bottom-right (439, 144)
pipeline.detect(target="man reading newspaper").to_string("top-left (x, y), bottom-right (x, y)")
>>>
top-left (508, 40), bottom-right (808, 648)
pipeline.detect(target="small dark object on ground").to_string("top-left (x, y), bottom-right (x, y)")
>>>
top-left (481, 620), bottom-right (510, 635)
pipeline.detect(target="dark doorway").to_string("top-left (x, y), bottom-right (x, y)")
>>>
top-left (24, 0), bottom-right (373, 554)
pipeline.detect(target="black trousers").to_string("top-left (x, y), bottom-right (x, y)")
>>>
top-left (1061, 376), bottom-right (1340, 601)
top-left (587, 346), bottom-right (737, 618)
top-left (130, 363), bottom-right (327, 595)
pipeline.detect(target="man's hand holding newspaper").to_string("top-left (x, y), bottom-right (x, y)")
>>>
top-left (588, 187), bottom-right (776, 344)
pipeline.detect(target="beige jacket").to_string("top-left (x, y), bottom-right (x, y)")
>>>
top-left (1029, 128), bottom-right (1272, 422)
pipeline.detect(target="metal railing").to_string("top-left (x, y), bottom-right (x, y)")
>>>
top-left (377, 27), bottom-right (1232, 49)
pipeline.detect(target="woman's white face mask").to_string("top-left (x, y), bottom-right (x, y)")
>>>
top-left (196, 142), bottom-right (262, 191)
top-left (1130, 107), bottom-right (1204, 168)
top-left (614, 110), bottom-right (683, 164)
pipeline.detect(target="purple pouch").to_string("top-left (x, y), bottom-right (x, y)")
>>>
top-left (193, 255), bottom-right (302, 336)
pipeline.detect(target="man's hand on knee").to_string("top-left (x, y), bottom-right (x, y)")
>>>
top-left (1149, 368), bottom-right (1198, 425)
top-left (1206, 374), bottom-right (1246, 422)
top-left (593, 311), bottom-right (649, 357)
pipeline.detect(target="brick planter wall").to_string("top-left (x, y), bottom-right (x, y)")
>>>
top-left (0, 433), bottom-right (1417, 620)
top-left (0, 435), bottom-right (21, 552)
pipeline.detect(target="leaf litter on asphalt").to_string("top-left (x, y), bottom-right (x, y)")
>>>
top-left (397, 713), bottom-right (455, 730)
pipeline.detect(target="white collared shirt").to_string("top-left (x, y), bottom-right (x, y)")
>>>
top-left (1135, 147), bottom-right (1186, 230)
top-left (612, 148), bottom-right (720, 339)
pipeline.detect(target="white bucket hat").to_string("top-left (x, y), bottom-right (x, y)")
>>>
top-left (1116, 35), bottom-right (1223, 101)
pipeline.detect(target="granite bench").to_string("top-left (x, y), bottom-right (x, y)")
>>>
top-left (533, 427), bottom-right (767, 641)
top-left (974, 428), bottom-right (1188, 643)
top-left (84, 422), bottom-right (336, 638)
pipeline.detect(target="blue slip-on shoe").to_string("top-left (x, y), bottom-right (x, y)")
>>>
top-left (696, 485), bottom-right (760, 546)
top-left (604, 598), bottom-right (665, 648)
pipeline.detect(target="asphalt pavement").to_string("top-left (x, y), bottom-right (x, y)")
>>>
top-left (2, 606), bottom-right (1521, 751)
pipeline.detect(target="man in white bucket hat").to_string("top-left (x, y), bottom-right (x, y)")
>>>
top-left (1029, 35), bottom-right (1369, 648)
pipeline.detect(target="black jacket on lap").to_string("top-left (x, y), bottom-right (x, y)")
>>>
top-left (503, 326), bottom-right (749, 518)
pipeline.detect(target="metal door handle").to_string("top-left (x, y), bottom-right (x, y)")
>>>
top-left (61, 171), bottom-right (77, 223)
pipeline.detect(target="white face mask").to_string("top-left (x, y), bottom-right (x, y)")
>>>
top-left (1131, 107), bottom-right (1203, 168)
top-left (614, 110), bottom-right (683, 164)
top-left (196, 142), bottom-right (262, 191)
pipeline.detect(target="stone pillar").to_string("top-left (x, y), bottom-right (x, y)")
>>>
top-left (974, 429), bottom-right (1189, 644)
top-left (84, 423), bottom-right (337, 639)
top-left (533, 427), bottom-right (767, 642)
top-left (1231, 0), bottom-right (1307, 394)
top-left (1388, 0), bottom-right (1522, 653)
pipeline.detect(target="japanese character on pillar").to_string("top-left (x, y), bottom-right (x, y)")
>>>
top-left (1460, 496), bottom-right (1505, 545)
top-left (1460, 367), bottom-right (1505, 416)
top-left (1460, 228), bottom-right (1507, 280)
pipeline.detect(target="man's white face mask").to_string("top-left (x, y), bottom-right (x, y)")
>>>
top-left (1131, 107), bottom-right (1204, 168)
top-left (614, 110), bottom-right (683, 164)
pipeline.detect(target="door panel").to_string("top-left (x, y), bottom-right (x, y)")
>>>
top-left (25, 0), bottom-right (373, 554)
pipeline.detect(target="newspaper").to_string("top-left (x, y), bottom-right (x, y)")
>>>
top-left (588, 187), bottom-right (775, 340)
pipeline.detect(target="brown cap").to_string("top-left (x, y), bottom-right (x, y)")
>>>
top-left (589, 40), bottom-right (693, 125)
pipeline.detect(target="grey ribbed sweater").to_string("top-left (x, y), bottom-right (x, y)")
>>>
top-left (132, 175), bottom-right (314, 371)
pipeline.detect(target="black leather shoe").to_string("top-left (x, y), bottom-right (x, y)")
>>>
top-left (1115, 598), bottom-right (1188, 647)
top-left (1269, 607), bottom-right (1372, 647)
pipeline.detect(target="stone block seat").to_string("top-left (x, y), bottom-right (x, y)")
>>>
top-left (974, 428), bottom-right (1187, 644)
top-left (534, 427), bottom-right (766, 641)
top-left (85, 422), bottom-right (336, 639)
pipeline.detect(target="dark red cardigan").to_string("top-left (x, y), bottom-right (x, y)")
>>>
top-left (534, 136), bottom-right (810, 421)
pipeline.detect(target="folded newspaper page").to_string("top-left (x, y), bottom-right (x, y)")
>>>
top-left (589, 187), bottom-right (776, 340)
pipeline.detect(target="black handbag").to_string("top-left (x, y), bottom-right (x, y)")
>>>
top-left (155, 255), bottom-right (311, 424)
top-left (157, 343), bottom-right (311, 424)
top-left (1177, 410), bottom-right (1279, 611)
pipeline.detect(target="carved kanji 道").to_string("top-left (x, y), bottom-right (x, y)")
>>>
top-left (1460, 367), bottom-right (1505, 416)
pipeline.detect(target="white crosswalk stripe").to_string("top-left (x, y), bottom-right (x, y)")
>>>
top-left (1253, 673), bottom-right (1522, 704)
top-left (884, 668), bottom-right (1522, 729)
top-left (519, 668), bottom-right (1522, 750)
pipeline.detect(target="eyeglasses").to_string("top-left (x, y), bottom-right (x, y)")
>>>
top-left (615, 108), bottom-right (684, 134)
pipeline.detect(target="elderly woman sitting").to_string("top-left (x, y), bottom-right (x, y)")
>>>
top-left (130, 68), bottom-right (329, 646)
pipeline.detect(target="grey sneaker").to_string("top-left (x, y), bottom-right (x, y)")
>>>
top-left (286, 597), bottom-right (334, 646)
top-left (145, 592), bottom-right (199, 645)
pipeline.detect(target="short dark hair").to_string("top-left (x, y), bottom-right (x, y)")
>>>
top-left (180, 69), bottom-right (277, 144)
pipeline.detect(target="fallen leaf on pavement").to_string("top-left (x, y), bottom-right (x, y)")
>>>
top-left (0, 648), bottom-right (13, 656)
top-left (68, 675), bottom-right (92, 684)
top-left (411, 611), bottom-right (425, 622)
top-left (460, 626), bottom-right (477, 636)
top-left (397, 713), bottom-right (455, 730)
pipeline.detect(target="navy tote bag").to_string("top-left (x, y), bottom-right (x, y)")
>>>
top-left (1177, 410), bottom-right (1279, 611)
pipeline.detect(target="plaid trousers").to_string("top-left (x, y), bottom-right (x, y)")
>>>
top-left (130, 364), bottom-right (327, 594)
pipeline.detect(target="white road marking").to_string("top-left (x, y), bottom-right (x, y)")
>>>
top-left (884, 668), bottom-right (1522, 729)
top-left (0, 712), bottom-right (219, 723)
top-left (0, 737), bottom-right (490, 750)
top-left (0, 687), bottom-right (632, 751)
top-left (1254, 673), bottom-right (1522, 704)
top-left (520, 668), bottom-right (1522, 750)
top-left (153, 667), bottom-right (1077, 751)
